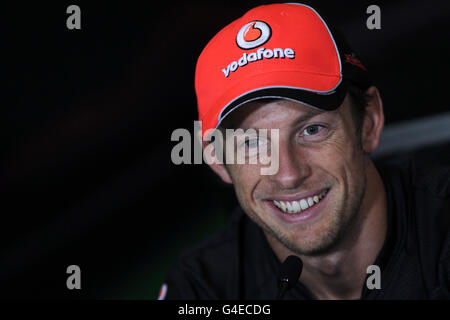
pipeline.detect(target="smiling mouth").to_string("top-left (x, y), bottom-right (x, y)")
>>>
top-left (272, 189), bottom-right (329, 214)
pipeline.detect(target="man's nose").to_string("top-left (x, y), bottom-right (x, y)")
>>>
top-left (269, 145), bottom-right (311, 190)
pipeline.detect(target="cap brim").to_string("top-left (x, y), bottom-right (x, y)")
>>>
top-left (201, 72), bottom-right (347, 137)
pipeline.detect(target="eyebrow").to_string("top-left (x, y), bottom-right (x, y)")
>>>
top-left (228, 106), bottom-right (325, 132)
top-left (290, 108), bottom-right (324, 128)
top-left (242, 108), bottom-right (324, 131)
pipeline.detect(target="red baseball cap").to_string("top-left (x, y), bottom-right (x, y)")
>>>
top-left (195, 3), bottom-right (370, 137)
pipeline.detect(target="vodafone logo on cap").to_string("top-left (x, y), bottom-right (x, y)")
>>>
top-left (236, 21), bottom-right (271, 50)
top-left (222, 19), bottom-right (295, 78)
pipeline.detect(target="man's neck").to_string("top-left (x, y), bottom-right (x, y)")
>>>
top-left (266, 160), bottom-right (387, 300)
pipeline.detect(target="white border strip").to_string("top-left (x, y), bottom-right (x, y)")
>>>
top-left (372, 111), bottom-right (450, 158)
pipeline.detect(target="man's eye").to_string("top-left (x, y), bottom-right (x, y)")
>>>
top-left (245, 138), bottom-right (259, 149)
top-left (303, 125), bottom-right (323, 136)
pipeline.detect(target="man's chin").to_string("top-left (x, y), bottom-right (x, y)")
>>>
top-left (273, 218), bottom-right (344, 256)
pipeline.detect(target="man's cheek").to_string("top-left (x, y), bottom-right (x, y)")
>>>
top-left (232, 166), bottom-right (259, 197)
top-left (229, 164), bottom-right (253, 188)
top-left (260, 132), bottom-right (280, 176)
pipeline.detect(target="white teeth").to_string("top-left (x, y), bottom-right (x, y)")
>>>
top-left (319, 190), bottom-right (327, 200)
top-left (273, 189), bottom-right (329, 214)
top-left (279, 201), bottom-right (287, 212)
top-left (292, 201), bottom-right (300, 212)
top-left (286, 202), bottom-right (293, 213)
top-left (300, 199), bottom-right (308, 210)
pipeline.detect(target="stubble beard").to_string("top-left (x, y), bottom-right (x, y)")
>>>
top-left (249, 167), bottom-right (368, 257)
top-left (272, 172), bottom-right (367, 257)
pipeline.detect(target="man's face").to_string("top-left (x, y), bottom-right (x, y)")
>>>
top-left (222, 97), bottom-right (367, 256)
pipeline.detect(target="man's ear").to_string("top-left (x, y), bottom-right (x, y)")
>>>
top-left (361, 86), bottom-right (384, 154)
top-left (196, 129), bottom-right (233, 184)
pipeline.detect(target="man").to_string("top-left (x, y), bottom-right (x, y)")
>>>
top-left (163, 3), bottom-right (450, 299)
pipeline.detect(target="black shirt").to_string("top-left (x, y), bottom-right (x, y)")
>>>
top-left (164, 157), bottom-right (450, 299)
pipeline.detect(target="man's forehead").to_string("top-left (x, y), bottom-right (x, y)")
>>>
top-left (221, 98), bottom-right (330, 130)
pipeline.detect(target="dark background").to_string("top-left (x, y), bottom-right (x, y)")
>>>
top-left (2, 0), bottom-right (450, 299)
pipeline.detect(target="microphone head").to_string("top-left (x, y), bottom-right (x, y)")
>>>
top-left (277, 255), bottom-right (303, 289)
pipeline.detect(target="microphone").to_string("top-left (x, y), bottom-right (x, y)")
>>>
top-left (276, 255), bottom-right (303, 300)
